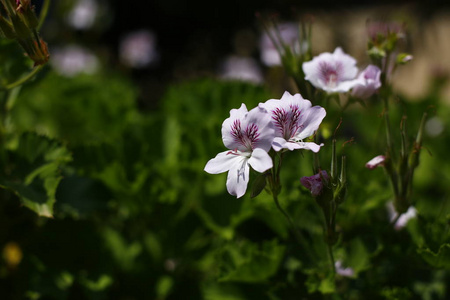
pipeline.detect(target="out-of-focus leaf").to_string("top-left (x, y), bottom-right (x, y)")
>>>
top-left (0, 132), bottom-right (71, 217)
top-left (156, 275), bottom-right (174, 299)
top-left (202, 283), bottom-right (246, 300)
top-left (79, 274), bottom-right (113, 292)
top-left (344, 238), bottom-right (371, 275)
top-left (418, 244), bottom-right (450, 269)
top-left (0, 39), bottom-right (34, 87)
top-left (10, 71), bottom-right (137, 144)
top-left (305, 272), bottom-right (336, 294)
top-left (101, 228), bottom-right (142, 271)
top-left (380, 286), bottom-right (413, 300)
top-left (218, 239), bottom-right (285, 283)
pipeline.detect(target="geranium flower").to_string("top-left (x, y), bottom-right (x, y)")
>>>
top-left (302, 47), bottom-right (358, 93)
top-left (351, 65), bottom-right (382, 99)
top-left (300, 170), bottom-right (329, 197)
top-left (259, 91), bottom-right (326, 152)
top-left (204, 104), bottom-right (275, 198)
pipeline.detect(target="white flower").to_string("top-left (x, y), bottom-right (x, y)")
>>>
top-left (51, 45), bottom-right (99, 77)
top-left (259, 91), bottom-right (326, 152)
top-left (119, 30), bottom-right (159, 68)
top-left (302, 47), bottom-right (358, 93)
top-left (66, 0), bottom-right (98, 30)
top-left (351, 65), bottom-right (382, 99)
top-left (387, 202), bottom-right (417, 230)
top-left (204, 104), bottom-right (275, 198)
top-left (335, 260), bottom-right (355, 277)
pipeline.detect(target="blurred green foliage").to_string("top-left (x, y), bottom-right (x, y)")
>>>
top-left (0, 28), bottom-right (450, 300)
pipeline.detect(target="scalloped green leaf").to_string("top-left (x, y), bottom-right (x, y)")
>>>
top-left (0, 132), bottom-right (72, 217)
top-left (417, 244), bottom-right (450, 269)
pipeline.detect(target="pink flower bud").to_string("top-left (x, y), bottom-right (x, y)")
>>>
top-left (365, 155), bottom-right (385, 169)
top-left (300, 170), bottom-right (328, 197)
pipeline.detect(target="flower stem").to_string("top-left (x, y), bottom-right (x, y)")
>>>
top-left (326, 242), bottom-right (336, 274)
top-left (38, 0), bottom-right (51, 30)
top-left (3, 65), bottom-right (44, 90)
top-left (272, 193), bottom-right (313, 259)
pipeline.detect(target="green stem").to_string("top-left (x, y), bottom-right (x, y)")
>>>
top-left (3, 65), bottom-right (43, 90)
top-left (272, 193), bottom-right (313, 259)
top-left (38, 0), bottom-right (51, 30)
top-left (327, 242), bottom-right (336, 274)
top-left (321, 201), bottom-right (336, 274)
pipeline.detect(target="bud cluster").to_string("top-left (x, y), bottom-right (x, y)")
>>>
top-left (0, 0), bottom-right (49, 65)
top-left (301, 139), bottom-right (347, 245)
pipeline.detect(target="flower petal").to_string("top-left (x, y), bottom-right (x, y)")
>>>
top-left (247, 148), bottom-right (273, 173)
top-left (204, 150), bottom-right (241, 174)
top-left (351, 65), bottom-right (382, 99)
top-left (295, 106), bottom-right (326, 141)
top-left (272, 137), bottom-right (289, 151)
top-left (226, 156), bottom-right (249, 198)
top-left (222, 104), bottom-right (249, 151)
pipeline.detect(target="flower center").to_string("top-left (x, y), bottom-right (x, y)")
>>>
top-left (272, 105), bottom-right (303, 139)
top-left (319, 61), bottom-right (342, 88)
top-left (230, 120), bottom-right (260, 150)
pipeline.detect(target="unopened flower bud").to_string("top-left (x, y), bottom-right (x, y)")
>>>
top-left (300, 170), bottom-right (329, 197)
top-left (367, 46), bottom-right (386, 61)
top-left (396, 53), bottom-right (413, 65)
top-left (18, 0), bottom-right (39, 30)
top-left (0, 15), bottom-right (16, 38)
top-left (365, 155), bottom-right (385, 169)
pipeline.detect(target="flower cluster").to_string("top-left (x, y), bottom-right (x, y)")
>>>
top-left (302, 47), bottom-right (381, 99)
top-left (205, 92), bottom-right (326, 198)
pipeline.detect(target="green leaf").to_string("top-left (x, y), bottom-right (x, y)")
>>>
top-left (305, 272), bottom-right (336, 294)
top-left (0, 132), bottom-right (71, 217)
top-left (218, 239), bottom-right (285, 283)
top-left (251, 173), bottom-right (267, 198)
top-left (417, 244), bottom-right (450, 269)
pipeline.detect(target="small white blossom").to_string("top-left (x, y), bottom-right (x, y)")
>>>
top-left (119, 30), bottom-right (159, 68)
top-left (387, 202), bottom-right (417, 230)
top-left (51, 45), bottom-right (99, 77)
top-left (302, 47), bottom-right (358, 93)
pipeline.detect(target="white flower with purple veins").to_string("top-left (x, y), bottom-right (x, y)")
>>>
top-left (259, 92), bottom-right (326, 152)
top-left (302, 47), bottom-right (358, 93)
top-left (351, 65), bottom-right (382, 99)
top-left (204, 104), bottom-right (275, 198)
